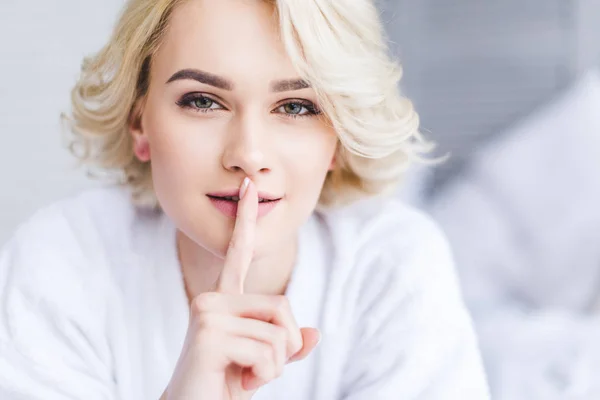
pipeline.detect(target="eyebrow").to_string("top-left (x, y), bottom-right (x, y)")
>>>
top-left (166, 69), bottom-right (233, 90)
top-left (270, 78), bottom-right (310, 92)
top-left (166, 68), bottom-right (310, 92)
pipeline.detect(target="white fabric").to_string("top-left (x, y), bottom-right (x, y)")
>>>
top-left (428, 69), bottom-right (600, 399)
top-left (0, 186), bottom-right (489, 400)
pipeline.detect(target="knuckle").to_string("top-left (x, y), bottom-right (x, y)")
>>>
top-left (273, 295), bottom-right (289, 314)
top-left (274, 326), bottom-right (287, 342)
top-left (191, 292), bottom-right (220, 315)
top-left (291, 336), bottom-right (303, 355)
top-left (259, 345), bottom-right (274, 365)
top-left (273, 327), bottom-right (288, 348)
top-left (195, 312), bottom-right (218, 331)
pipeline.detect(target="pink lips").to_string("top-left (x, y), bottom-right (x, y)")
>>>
top-left (208, 197), bottom-right (280, 218)
top-left (206, 189), bottom-right (282, 219)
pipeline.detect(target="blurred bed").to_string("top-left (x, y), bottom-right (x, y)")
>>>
top-left (384, 1), bottom-right (600, 398)
top-left (429, 70), bottom-right (600, 399)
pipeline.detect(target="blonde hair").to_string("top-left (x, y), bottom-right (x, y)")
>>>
top-left (63, 0), bottom-right (434, 209)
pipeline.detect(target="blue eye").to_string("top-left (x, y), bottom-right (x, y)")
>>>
top-left (275, 101), bottom-right (321, 118)
top-left (283, 103), bottom-right (303, 115)
top-left (176, 94), bottom-right (224, 112)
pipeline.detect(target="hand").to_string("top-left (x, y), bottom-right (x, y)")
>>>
top-left (161, 178), bottom-right (320, 400)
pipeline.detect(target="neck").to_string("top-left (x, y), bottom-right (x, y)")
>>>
top-left (177, 231), bottom-right (298, 301)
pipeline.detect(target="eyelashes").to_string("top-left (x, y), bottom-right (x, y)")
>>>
top-left (176, 94), bottom-right (224, 112)
top-left (176, 93), bottom-right (322, 119)
top-left (175, 93), bottom-right (224, 113)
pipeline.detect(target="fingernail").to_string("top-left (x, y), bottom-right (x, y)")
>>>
top-left (240, 177), bottom-right (250, 199)
top-left (245, 377), bottom-right (263, 391)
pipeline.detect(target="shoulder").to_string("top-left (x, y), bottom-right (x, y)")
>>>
top-left (322, 196), bottom-right (449, 248)
top-left (315, 196), bottom-right (467, 322)
top-left (323, 201), bottom-right (488, 392)
top-left (0, 187), bottom-right (142, 387)
top-left (9, 185), bottom-right (134, 236)
top-left (0, 186), bottom-right (140, 312)
top-left (320, 196), bottom-right (457, 287)
top-left (19, 185), bottom-right (137, 238)
top-left (5, 185), bottom-right (138, 265)
top-left (317, 199), bottom-right (489, 397)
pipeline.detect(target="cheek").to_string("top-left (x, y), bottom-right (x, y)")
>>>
top-left (145, 110), bottom-right (221, 186)
top-left (281, 131), bottom-right (337, 198)
top-left (142, 107), bottom-right (230, 244)
top-left (143, 109), bottom-right (232, 256)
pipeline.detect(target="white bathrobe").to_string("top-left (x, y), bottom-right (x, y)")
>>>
top-left (0, 186), bottom-right (489, 399)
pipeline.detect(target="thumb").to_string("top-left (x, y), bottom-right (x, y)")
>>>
top-left (288, 328), bottom-right (321, 363)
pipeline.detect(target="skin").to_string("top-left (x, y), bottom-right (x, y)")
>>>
top-left (162, 179), bottom-right (320, 398)
top-left (131, 0), bottom-right (337, 296)
top-left (128, 0), bottom-right (337, 397)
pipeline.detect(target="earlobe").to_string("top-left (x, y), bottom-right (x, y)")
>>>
top-left (134, 138), bottom-right (151, 162)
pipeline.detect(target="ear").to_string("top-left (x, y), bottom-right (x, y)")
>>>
top-left (328, 145), bottom-right (338, 171)
top-left (328, 154), bottom-right (336, 171)
top-left (129, 102), bottom-right (151, 162)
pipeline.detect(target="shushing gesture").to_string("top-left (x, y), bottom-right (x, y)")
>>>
top-left (161, 178), bottom-right (320, 400)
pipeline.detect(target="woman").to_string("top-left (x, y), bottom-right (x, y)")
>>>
top-left (0, 0), bottom-right (489, 399)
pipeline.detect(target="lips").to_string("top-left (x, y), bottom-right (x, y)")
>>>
top-left (207, 195), bottom-right (277, 203)
top-left (206, 189), bottom-right (283, 218)
top-left (206, 190), bottom-right (282, 203)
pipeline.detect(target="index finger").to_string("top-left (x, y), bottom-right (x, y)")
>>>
top-left (217, 177), bottom-right (258, 294)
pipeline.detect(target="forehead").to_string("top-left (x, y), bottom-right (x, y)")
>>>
top-left (152, 0), bottom-right (299, 86)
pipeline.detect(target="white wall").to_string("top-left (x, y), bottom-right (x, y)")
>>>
top-left (0, 0), bottom-right (123, 244)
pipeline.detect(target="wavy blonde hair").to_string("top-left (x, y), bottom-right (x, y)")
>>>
top-left (63, 0), bottom-right (434, 209)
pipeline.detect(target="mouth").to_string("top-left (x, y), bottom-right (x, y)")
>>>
top-left (206, 189), bottom-right (282, 203)
top-left (206, 195), bottom-right (279, 203)
top-left (206, 190), bottom-right (283, 218)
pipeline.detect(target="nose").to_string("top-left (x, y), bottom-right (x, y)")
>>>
top-left (221, 114), bottom-right (272, 178)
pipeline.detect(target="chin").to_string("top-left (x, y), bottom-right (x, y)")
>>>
top-left (165, 193), bottom-right (300, 259)
top-left (194, 217), bottom-right (236, 259)
top-left (188, 222), bottom-right (276, 261)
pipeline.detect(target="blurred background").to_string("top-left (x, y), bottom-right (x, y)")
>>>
top-left (1, 1), bottom-right (600, 398)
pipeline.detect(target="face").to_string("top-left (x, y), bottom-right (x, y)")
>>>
top-left (130, 0), bottom-right (337, 258)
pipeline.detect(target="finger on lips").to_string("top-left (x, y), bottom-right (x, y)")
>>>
top-left (200, 177), bottom-right (317, 392)
top-left (217, 177), bottom-right (258, 295)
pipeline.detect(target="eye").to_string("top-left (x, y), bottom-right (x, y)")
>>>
top-left (193, 97), bottom-right (213, 109)
top-left (283, 103), bottom-right (303, 115)
top-left (176, 93), bottom-right (225, 112)
top-left (275, 100), bottom-right (321, 118)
